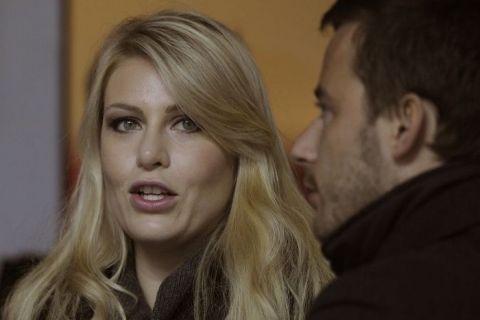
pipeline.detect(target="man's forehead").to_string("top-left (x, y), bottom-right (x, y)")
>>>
top-left (317, 23), bottom-right (359, 96)
top-left (324, 23), bottom-right (358, 66)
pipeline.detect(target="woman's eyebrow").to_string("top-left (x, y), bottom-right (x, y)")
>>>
top-left (104, 103), bottom-right (182, 115)
top-left (164, 104), bottom-right (182, 114)
top-left (104, 103), bottom-right (142, 113)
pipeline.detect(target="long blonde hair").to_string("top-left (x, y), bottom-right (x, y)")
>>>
top-left (3, 10), bottom-right (331, 320)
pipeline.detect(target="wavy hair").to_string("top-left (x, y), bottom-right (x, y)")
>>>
top-left (3, 10), bottom-right (332, 320)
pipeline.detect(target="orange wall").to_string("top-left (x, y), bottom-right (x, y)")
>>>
top-left (68, 0), bottom-right (334, 150)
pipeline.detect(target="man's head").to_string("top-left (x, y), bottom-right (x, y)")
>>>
top-left (292, 0), bottom-right (480, 239)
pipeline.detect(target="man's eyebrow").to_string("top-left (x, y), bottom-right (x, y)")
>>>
top-left (314, 86), bottom-right (329, 101)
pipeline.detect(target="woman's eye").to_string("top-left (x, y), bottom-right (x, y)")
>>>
top-left (174, 117), bottom-right (200, 133)
top-left (110, 118), bottom-right (142, 132)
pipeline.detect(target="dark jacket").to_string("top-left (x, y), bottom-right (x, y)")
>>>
top-left (308, 162), bottom-right (480, 320)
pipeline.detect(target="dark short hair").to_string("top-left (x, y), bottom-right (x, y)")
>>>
top-left (322, 0), bottom-right (480, 161)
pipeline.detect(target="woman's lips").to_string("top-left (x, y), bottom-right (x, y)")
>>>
top-left (129, 193), bottom-right (177, 213)
top-left (129, 181), bottom-right (178, 213)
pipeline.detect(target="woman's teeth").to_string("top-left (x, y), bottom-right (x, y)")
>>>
top-left (139, 186), bottom-right (165, 195)
top-left (137, 186), bottom-right (171, 201)
top-left (141, 194), bottom-right (166, 201)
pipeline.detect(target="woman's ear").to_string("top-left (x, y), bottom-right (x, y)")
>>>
top-left (391, 93), bottom-right (427, 162)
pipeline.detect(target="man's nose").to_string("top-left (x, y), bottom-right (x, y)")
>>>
top-left (290, 122), bottom-right (320, 166)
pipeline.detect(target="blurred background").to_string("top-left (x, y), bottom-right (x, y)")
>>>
top-left (0, 0), bottom-right (333, 287)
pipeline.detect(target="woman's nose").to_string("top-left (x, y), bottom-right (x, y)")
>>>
top-left (137, 131), bottom-right (170, 170)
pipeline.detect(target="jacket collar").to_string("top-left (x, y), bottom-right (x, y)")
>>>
top-left (322, 161), bottom-right (480, 275)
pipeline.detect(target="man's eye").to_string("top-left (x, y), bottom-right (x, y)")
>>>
top-left (173, 117), bottom-right (200, 133)
top-left (316, 103), bottom-right (326, 116)
top-left (316, 102), bottom-right (333, 123)
top-left (110, 118), bottom-right (142, 132)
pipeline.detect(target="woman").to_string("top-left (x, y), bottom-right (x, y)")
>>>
top-left (3, 10), bottom-right (331, 320)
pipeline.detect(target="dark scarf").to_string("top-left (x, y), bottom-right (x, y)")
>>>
top-left (322, 161), bottom-right (480, 275)
top-left (114, 250), bottom-right (227, 320)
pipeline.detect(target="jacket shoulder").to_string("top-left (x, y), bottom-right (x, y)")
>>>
top-left (309, 239), bottom-right (480, 320)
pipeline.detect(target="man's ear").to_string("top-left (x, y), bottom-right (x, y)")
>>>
top-left (391, 93), bottom-right (427, 162)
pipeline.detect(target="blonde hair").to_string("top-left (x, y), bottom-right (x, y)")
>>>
top-left (3, 10), bottom-right (332, 320)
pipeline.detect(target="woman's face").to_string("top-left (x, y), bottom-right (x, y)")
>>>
top-left (100, 57), bottom-right (235, 250)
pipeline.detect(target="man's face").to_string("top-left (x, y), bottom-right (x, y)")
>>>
top-left (292, 24), bottom-right (393, 240)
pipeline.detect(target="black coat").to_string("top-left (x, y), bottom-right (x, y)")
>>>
top-left (308, 162), bottom-right (480, 320)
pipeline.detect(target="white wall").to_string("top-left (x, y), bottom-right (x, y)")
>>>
top-left (0, 0), bottom-right (61, 259)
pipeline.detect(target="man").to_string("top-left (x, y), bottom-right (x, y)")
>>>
top-left (291, 0), bottom-right (480, 319)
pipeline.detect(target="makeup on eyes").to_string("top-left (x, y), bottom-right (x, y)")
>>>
top-left (103, 103), bottom-right (200, 134)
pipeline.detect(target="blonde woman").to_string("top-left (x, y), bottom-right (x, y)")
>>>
top-left (3, 10), bottom-right (331, 320)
